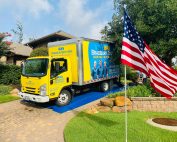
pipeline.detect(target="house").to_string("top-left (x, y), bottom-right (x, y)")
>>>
top-left (0, 43), bottom-right (32, 66)
top-left (25, 30), bottom-right (76, 49)
top-left (0, 30), bottom-right (75, 66)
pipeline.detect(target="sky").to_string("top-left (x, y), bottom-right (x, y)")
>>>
top-left (0, 0), bottom-right (114, 43)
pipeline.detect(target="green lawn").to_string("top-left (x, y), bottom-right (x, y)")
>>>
top-left (0, 84), bottom-right (20, 104)
top-left (64, 111), bottom-right (177, 142)
top-left (0, 95), bottom-right (19, 104)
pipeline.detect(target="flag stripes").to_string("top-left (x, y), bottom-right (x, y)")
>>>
top-left (121, 37), bottom-right (177, 98)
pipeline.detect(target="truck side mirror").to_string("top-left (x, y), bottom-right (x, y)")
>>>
top-left (21, 61), bottom-right (24, 69)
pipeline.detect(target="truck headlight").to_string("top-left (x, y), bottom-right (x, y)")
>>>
top-left (40, 84), bottom-right (47, 96)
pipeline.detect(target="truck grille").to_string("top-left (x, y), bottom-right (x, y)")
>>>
top-left (24, 87), bottom-right (39, 95)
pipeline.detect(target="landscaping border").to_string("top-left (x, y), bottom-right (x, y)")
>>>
top-left (131, 97), bottom-right (177, 112)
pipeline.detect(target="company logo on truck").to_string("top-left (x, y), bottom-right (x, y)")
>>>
top-left (58, 47), bottom-right (64, 51)
top-left (91, 45), bottom-right (112, 56)
top-left (51, 47), bottom-right (72, 56)
top-left (91, 50), bottom-right (112, 56)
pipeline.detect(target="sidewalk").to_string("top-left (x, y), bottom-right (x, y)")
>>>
top-left (0, 99), bottom-right (99, 142)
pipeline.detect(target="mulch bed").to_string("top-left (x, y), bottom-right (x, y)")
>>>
top-left (152, 118), bottom-right (177, 126)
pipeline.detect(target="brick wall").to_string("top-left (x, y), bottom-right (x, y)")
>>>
top-left (131, 97), bottom-right (177, 112)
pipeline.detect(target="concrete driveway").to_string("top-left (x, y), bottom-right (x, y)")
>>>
top-left (0, 100), bottom-right (98, 142)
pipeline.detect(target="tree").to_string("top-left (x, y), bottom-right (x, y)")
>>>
top-left (30, 47), bottom-right (48, 57)
top-left (29, 36), bottom-right (36, 42)
top-left (0, 33), bottom-right (11, 56)
top-left (102, 0), bottom-right (177, 66)
top-left (11, 21), bottom-right (23, 43)
top-left (101, 13), bottom-right (123, 65)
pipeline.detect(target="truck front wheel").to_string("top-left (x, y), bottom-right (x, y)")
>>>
top-left (100, 82), bottom-right (109, 92)
top-left (56, 90), bottom-right (71, 106)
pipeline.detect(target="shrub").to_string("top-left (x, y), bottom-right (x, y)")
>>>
top-left (127, 85), bottom-right (151, 97)
top-left (120, 66), bottom-right (138, 83)
top-left (127, 72), bottom-right (139, 83)
top-left (108, 85), bottom-right (151, 98)
top-left (30, 47), bottom-right (48, 57)
top-left (0, 85), bottom-right (12, 95)
top-left (108, 91), bottom-right (125, 98)
top-left (120, 65), bottom-right (132, 77)
top-left (0, 64), bottom-right (21, 85)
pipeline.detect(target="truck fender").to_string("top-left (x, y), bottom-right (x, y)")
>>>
top-left (60, 86), bottom-right (74, 99)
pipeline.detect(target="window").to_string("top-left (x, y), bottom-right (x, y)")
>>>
top-left (22, 58), bottom-right (48, 77)
top-left (51, 58), bottom-right (67, 78)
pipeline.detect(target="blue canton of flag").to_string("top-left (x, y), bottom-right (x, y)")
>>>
top-left (123, 12), bottom-right (145, 53)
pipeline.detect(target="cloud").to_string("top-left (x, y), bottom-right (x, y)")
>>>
top-left (58, 0), bottom-right (113, 39)
top-left (0, 0), bottom-right (53, 17)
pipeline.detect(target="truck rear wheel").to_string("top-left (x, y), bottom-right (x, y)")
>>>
top-left (100, 82), bottom-right (109, 92)
top-left (56, 90), bottom-right (71, 106)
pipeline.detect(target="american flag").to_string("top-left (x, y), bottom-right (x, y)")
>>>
top-left (121, 11), bottom-right (177, 98)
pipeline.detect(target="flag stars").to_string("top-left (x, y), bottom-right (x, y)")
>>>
top-left (123, 12), bottom-right (145, 52)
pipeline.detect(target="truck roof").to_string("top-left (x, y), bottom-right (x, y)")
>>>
top-left (27, 56), bottom-right (50, 60)
top-left (48, 37), bottom-right (114, 48)
top-left (80, 37), bottom-right (114, 43)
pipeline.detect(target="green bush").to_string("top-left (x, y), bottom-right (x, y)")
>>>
top-left (108, 91), bottom-right (125, 98)
top-left (120, 65), bottom-right (132, 76)
top-left (0, 85), bottom-right (12, 95)
top-left (127, 85), bottom-right (151, 97)
top-left (173, 66), bottom-right (177, 70)
top-left (0, 64), bottom-right (21, 85)
top-left (120, 66), bottom-right (138, 83)
top-left (30, 47), bottom-right (48, 57)
top-left (108, 85), bottom-right (151, 98)
top-left (127, 72), bottom-right (138, 83)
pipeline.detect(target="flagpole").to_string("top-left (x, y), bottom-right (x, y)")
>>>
top-left (124, 65), bottom-right (128, 142)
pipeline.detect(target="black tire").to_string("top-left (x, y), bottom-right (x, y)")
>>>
top-left (100, 81), bottom-right (110, 92)
top-left (56, 90), bottom-right (72, 106)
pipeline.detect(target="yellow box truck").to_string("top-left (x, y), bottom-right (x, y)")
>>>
top-left (19, 38), bottom-right (119, 106)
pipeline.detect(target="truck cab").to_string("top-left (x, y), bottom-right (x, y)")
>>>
top-left (19, 56), bottom-right (73, 106)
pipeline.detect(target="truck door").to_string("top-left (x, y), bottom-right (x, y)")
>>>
top-left (49, 58), bottom-right (72, 99)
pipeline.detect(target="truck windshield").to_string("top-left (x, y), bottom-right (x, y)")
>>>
top-left (22, 58), bottom-right (48, 77)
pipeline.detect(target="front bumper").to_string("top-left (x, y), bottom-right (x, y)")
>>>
top-left (18, 92), bottom-right (49, 103)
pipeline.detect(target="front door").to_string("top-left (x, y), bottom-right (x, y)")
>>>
top-left (49, 58), bottom-right (72, 99)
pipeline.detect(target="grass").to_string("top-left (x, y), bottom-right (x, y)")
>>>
top-left (0, 84), bottom-right (13, 95)
top-left (64, 111), bottom-right (177, 142)
top-left (0, 95), bottom-right (19, 104)
top-left (0, 84), bottom-right (20, 104)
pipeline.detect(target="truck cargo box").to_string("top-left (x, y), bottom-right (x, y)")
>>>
top-left (48, 38), bottom-right (119, 86)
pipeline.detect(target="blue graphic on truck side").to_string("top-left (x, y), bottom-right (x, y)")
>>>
top-left (88, 41), bottom-right (119, 80)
